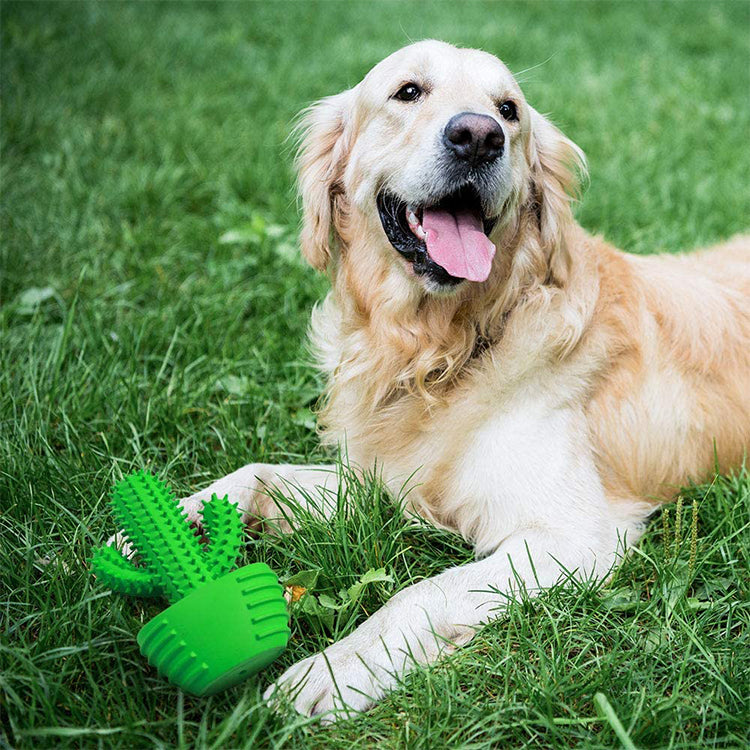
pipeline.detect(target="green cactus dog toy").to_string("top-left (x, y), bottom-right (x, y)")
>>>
top-left (91, 471), bottom-right (290, 696)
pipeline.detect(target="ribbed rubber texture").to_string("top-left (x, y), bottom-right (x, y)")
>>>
top-left (110, 471), bottom-right (211, 603)
top-left (201, 493), bottom-right (244, 579)
top-left (90, 545), bottom-right (162, 598)
top-left (137, 563), bottom-right (290, 696)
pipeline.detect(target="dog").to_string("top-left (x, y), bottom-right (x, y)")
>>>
top-left (178, 40), bottom-right (750, 718)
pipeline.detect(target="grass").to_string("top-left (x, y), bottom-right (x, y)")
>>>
top-left (1, 1), bottom-right (749, 747)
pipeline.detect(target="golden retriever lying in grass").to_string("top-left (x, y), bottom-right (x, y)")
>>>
top-left (179, 40), bottom-right (750, 718)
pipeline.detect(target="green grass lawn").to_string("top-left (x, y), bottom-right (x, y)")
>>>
top-left (2, 1), bottom-right (749, 747)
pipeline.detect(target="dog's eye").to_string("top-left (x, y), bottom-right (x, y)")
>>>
top-left (498, 100), bottom-right (518, 121)
top-left (393, 83), bottom-right (422, 102)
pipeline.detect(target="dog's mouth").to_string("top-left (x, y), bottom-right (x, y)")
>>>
top-left (377, 184), bottom-right (499, 286)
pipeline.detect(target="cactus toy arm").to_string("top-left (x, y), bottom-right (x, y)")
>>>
top-left (90, 546), bottom-right (163, 598)
top-left (201, 494), bottom-right (244, 578)
top-left (109, 471), bottom-right (212, 603)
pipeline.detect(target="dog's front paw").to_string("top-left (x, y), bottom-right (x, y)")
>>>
top-left (263, 641), bottom-right (394, 722)
top-left (263, 580), bottom-right (472, 720)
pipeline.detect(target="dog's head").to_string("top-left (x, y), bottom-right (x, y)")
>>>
top-left (296, 40), bottom-right (585, 295)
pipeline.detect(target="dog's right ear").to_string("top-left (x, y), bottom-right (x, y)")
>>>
top-left (295, 89), bottom-right (354, 270)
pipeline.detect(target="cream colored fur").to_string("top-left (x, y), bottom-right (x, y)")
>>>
top-left (177, 41), bottom-right (750, 720)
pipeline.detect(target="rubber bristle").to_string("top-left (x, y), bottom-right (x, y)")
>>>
top-left (201, 494), bottom-right (243, 578)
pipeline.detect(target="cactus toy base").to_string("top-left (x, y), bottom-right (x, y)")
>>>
top-left (137, 563), bottom-right (290, 696)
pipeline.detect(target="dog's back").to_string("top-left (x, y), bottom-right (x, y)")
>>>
top-left (588, 235), bottom-right (750, 504)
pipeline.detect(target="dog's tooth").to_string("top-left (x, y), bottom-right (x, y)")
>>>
top-left (407, 210), bottom-right (419, 227)
top-left (416, 225), bottom-right (427, 240)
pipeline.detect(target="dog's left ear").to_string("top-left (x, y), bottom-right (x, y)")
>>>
top-left (527, 107), bottom-right (587, 283)
top-left (295, 89), bottom-right (355, 270)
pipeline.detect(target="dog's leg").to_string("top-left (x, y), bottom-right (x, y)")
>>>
top-left (178, 463), bottom-right (341, 531)
top-left (263, 524), bottom-right (629, 720)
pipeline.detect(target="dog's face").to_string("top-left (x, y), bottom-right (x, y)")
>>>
top-left (298, 40), bottom-right (584, 294)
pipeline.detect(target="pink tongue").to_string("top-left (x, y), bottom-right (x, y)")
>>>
top-left (422, 208), bottom-right (496, 282)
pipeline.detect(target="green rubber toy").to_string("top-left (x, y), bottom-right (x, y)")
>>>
top-left (90, 471), bottom-right (290, 696)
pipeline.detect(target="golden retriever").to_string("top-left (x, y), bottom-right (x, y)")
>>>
top-left (179, 40), bottom-right (750, 719)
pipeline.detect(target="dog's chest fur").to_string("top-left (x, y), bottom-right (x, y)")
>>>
top-left (310, 292), bottom-right (615, 554)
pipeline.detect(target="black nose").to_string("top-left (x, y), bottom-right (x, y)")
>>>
top-left (443, 112), bottom-right (505, 166)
